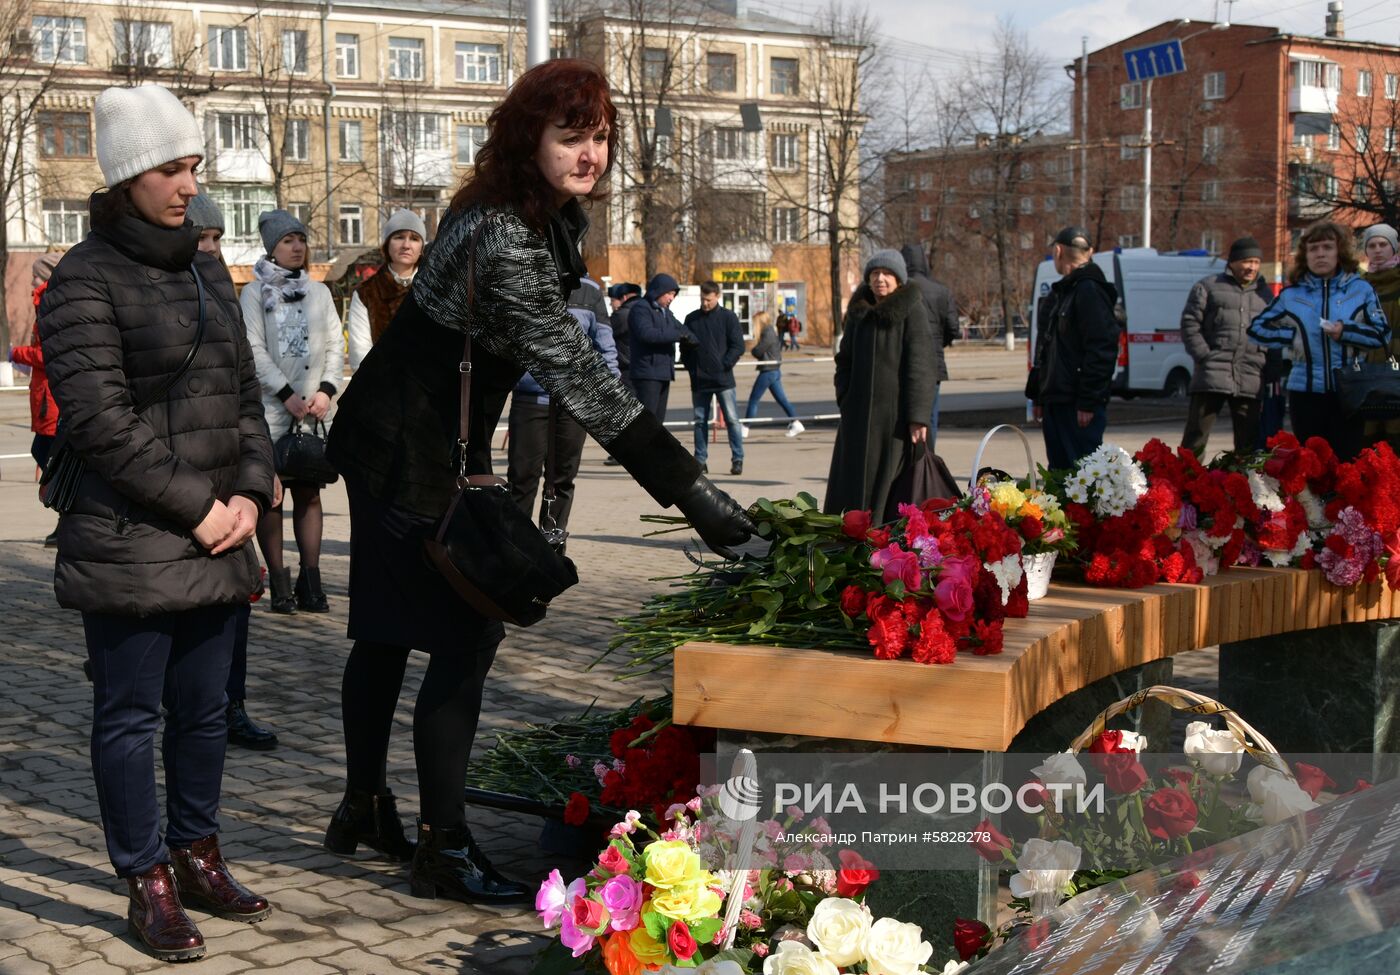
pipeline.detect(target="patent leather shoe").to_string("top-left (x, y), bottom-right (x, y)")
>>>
top-left (126, 863), bottom-right (205, 962)
top-left (170, 834), bottom-right (272, 922)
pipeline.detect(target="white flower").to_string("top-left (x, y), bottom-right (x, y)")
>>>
top-left (805, 898), bottom-right (872, 967)
top-left (1117, 730), bottom-right (1148, 752)
top-left (1183, 721), bottom-right (1244, 776)
top-left (985, 554), bottom-right (1024, 605)
top-left (1245, 765), bottom-right (1318, 825)
top-left (762, 941), bottom-right (840, 975)
top-left (862, 917), bottom-right (934, 975)
top-left (1031, 751), bottom-right (1087, 794)
top-left (1248, 471), bottom-right (1285, 513)
top-left (1298, 488), bottom-right (1329, 531)
top-left (1009, 839), bottom-right (1082, 916)
top-left (1070, 445), bottom-right (1148, 518)
top-left (941, 962), bottom-right (970, 975)
top-left (661, 962), bottom-right (746, 975)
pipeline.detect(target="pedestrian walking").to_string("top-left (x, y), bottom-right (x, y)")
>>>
top-left (628, 272), bottom-right (693, 421)
top-left (241, 210), bottom-right (345, 614)
top-left (1178, 236), bottom-right (1274, 458)
top-left (39, 83), bottom-right (275, 962)
top-left (786, 311), bottom-right (802, 350)
top-left (901, 243), bottom-right (955, 448)
top-left (347, 208), bottom-right (427, 371)
top-left (12, 252), bottom-right (63, 545)
top-left (743, 310), bottom-right (803, 437)
top-left (1027, 226), bottom-right (1119, 470)
top-left (323, 59), bottom-right (754, 905)
top-left (682, 281), bottom-right (745, 475)
top-left (507, 276), bottom-right (620, 538)
top-left (1248, 220), bottom-right (1389, 461)
top-left (823, 249), bottom-right (936, 519)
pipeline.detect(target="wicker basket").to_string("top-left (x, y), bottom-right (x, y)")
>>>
top-left (970, 423), bottom-right (1039, 491)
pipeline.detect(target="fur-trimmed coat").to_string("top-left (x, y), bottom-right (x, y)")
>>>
top-left (823, 282), bottom-right (937, 518)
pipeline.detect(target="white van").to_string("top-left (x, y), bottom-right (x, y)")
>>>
top-left (1028, 248), bottom-right (1230, 398)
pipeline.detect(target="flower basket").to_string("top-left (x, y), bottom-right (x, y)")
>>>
top-left (970, 423), bottom-right (1039, 492)
top-left (1022, 551), bottom-right (1057, 600)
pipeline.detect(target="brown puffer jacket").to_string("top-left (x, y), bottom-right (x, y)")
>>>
top-left (39, 196), bottom-right (274, 617)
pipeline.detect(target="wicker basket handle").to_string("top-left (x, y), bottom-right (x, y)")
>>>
top-left (720, 748), bottom-right (758, 950)
top-left (1068, 684), bottom-right (1295, 781)
top-left (970, 423), bottom-right (1039, 491)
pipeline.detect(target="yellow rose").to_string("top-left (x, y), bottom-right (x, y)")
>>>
top-left (990, 483), bottom-right (1027, 517)
top-left (629, 925), bottom-right (670, 967)
top-left (642, 840), bottom-right (702, 890)
top-left (650, 879), bottom-right (722, 922)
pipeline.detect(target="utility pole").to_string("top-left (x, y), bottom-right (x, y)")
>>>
top-left (527, 0), bottom-right (550, 68)
top-left (1080, 36), bottom-right (1089, 225)
top-left (1142, 77), bottom-right (1153, 248)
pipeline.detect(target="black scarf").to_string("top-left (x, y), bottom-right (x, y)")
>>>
top-left (89, 190), bottom-right (199, 272)
top-left (544, 199), bottom-right (590, 296)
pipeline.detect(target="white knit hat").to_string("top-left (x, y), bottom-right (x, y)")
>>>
top-left (382, 208), bottom-right (427, 245)
top-left (94, 85), bottom-right (204, 187)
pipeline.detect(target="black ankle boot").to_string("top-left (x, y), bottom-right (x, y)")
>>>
top-left (324, 789), bottom-right (416, 862)
top-left (295, 566), bottom-right (329, 613)
top-left (268, 567), bottom-right (297, 614)
top-left (227, 700), bottom-right (279, 751)
top-left (408, 822), bottom-right (530, 904)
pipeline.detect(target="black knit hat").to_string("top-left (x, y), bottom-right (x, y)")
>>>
top-left (1227, 236), bottom-right (1262, 262)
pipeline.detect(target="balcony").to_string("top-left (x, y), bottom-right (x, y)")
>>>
top-left (1286, 144), bottom-right (1314, 165)
top-left (1288, 194), bottom-right (1332, 219)
top-left (209, 148), bottom-right (272, 183)
top-left (386, 146), bottom-right (454, 189)
top-left (1288, 84), bottom-right (1339, 114)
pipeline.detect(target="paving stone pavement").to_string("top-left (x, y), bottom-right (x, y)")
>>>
top-left (0, 412), bottom-right (1218, 974)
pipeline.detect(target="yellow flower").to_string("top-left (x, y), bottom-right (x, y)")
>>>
top-left (990, 483), bottom-right (1027, 518)
top-left (629, 924), bottom-right (670, 967)
top-left (642, 840), bottom-right (703, 890)
top-left (650, 879), bottom-right (722, 922)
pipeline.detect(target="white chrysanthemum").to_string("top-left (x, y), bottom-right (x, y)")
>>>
top-left (1248, 471), bottom-right (1285, 513)
top-left (984, 554), bottom-right (1024, 605)
top-left (1298, 489), bottom-right (1329, 531)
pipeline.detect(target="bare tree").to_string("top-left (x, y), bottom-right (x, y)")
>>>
top-left (106, 0), bottom-right (215, 97)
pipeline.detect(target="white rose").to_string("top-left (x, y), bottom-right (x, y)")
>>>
top-left (1031, 751), bottom-right (1087, 796)
top-left (1246, 765), bottom-right (1319, 825)
top-left (805, 898), bottom-right (872, 967)
top-left (1183, 721), bottom-right (1244, 776)
top-left (762, 941), bottom-right (840, 975)
top-left (1117, 730), bottom-right (1148, 752)
top-left (1009, 838), bottom-right (1082, 916)
top-left (941, 962), bottom-right (970, 975)
top-left (862, 917), bottom-right (934, 975)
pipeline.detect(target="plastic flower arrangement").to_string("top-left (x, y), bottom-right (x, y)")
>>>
top-left (964, 480), bottom-right (1076, 557)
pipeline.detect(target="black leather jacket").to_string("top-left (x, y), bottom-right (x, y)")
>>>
top-left (1030, 262), bottom-right (1119, 410)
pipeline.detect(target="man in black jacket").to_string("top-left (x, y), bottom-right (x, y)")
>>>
top-left (628, 273), bottom-right (691, 421)
top-left (606, 282), bottom-right (641, 389)
top-left (900, 243), bottom-right (955, 446)
top-left (1029, 226), bottom-right (1119, 469)
top-left (682, 281), bottom-right (746, 475)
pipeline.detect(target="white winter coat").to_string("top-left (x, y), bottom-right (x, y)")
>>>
top-left (240, 277), bottom-right (345, 440)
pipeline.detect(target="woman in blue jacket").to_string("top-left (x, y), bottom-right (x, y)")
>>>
top-left (1248, 221), bottom-right (1389, 459)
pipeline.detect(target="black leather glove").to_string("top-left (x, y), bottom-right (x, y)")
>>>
top-left (675, 476), bottom-right (758, 559)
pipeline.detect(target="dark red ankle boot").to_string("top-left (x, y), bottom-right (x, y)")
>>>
top-left (126, 863), bottom-right (205, 962)
top-left (170, 834), bottom-right (272, 923)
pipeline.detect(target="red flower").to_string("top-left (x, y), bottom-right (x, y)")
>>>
top-left (1165, 767), bottom-right (1195, 789)
top-left (1143, 787), bottom-right (1199, 840)
top-left (563, 791), bottom-right (590, 826)
top-left (968, 619), bottom-right (1004, 655)
top-left (867, 527), bottom-right (892, 548)
top-left (911, 608), bottom-right (957, 665)
top-left (572, 895), bottom-right (608, 933)
top-left (835, 849), bottom-right (879, 897)
top-left (1004, 581), bottom-right (1029, 619)
top-left (970, 819), bottom-right (1012, 862)
top-left (596, 844), bottom-right (628, 876)
top-left (1101, 755), bottom-right (1149, 795)
top-left (840, 584), bottom-right (870, 619)
top-left (1026, 919), bottom-right (1051, 950)
top-left (1294, 762), bottom-right (1338, 800)
top-left (1344, 779), bottom-right (1373, 796)
top-left (667, 920), bottom-right (698, 961)
top-left (953, 918), bottom-right (990, 961)
top-left (842, 509), bottom-right (873, 540)
top-left (1019, 515), bottom-right (1044, 541)
top-left (934, 576), bottom-right (974, 622)
top-left (866, 596), bottom-right (910, 660)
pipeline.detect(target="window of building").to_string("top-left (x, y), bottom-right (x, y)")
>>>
top-left (707, 51), bottom-right (736, 92)
top-left (1019, 162), bottom-right (1033, 180)
top-left (339, 205), bottom-right (363, 245)
top-left (1044, 158), bottom-right (1059, 176)
top-left (919, 172), bottom-right (932, 190)
top-left (390, 112), bottom-right (439, 150)
top-left (1202, 125), bottom-right (1223, 163)
top-left (455, 42), bottom-right (501, 83)
top-left (288, 202), bottom-right (312, 227)
top-left (1293, 59), bottom-right (1341, 91)
top-left (1201, 179), bottom-right (1221, 202)
top-left (38, 112), bottom-right (90, 157)
top-left (1204, 71), bottom-right (1226, 100)
top-left (335, 33), bottom-right (359, 78)
top-left (919, 205), bottom-right (932, 223)
top-left (1387, 74), bottom-right (1399, 101)
top-left (208, 25), bottom-right (247, 71)
top-left (1019, 232), bottom-right (1033, 251)
top-left (770, 57), bottom-right (799, 95)
top-left (1386, 127), bottom-right (1397, 153)
top-left (284, 119), bottom-right (310, 161)
top-left (208, 185), bottom-right (276, 240)
top-left (339, 120), bottom-right (362, 162)
top-left (1201, 230), bottom-right (1220, 254)
top-left (712, 127), bottom-right (745, 161)
top-left (771, 132), bottom-right (798, 170)
top-left (1358, 69), bottom-right (1373, 97)
top-left (388, 37), bottom-right (424, 81)
top-left (1120, 134), bottom-right (1141, 160)
top-left (1357, 125), bottom-right (1370, 153)
top-left (1355, 178), bottom-right (1372, 204)
top-left (1044, 195), bottom-right (1057, 212)
top-left (773, 207), bottom-right (801, 242)
top-left (216, 113), bottom-right (260, 151)
top-left (1328, 123), bottom-right (1341, 151)
top-left (114, 20), bottom-right (173, 68)
top-left (1120, 82), bottom-right (1142, 109)
top-left (281, 30), bottom-right (308, 74)
top-left (1019, 196), bottom-right (1033, 214)
top-left (33, 16), bottom-right (87, 63)
top-left (1120, 183), bottom-right (1141, 211)
top-left (643, 47), bottom-right (669, 88)
top-left (456, 123), bottom-right (488, 164)
top-left (43, 199), bottom-right (89, 245)
top-left (1118, 233), bottom-right (1142, 248)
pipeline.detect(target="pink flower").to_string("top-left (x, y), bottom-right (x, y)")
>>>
top-left (607, 810), bottom-right (642, 839)
top-left (665, 802), bottom-right (689, 821)
top-left (785, 805), bottom-right (805, 821)
top-left (763, 820), bottom-right (784, 841)
top-left (935, 575), bottom-right (974, 622)
top-left (535, 869), bottom-right (585, 929)
top-left (564, 754), bottom-right (581, 768)
top-left (598, 875), bottom-right (643, 932)
top-left (596, 845), bottom-right (629, 877)
top-left (687, 796), bottom-right (704, 813)
top-left (740, 909), bottom-right (763, 929)
top-left (870, 542), bottom-right (923, 591)
top-left (560, 902), bottom-right (598, 957)
top-left (593, 762), bottom-right (610, 784)
top-left (753, 943), bottom-right (770, 958)
top-left (783, 853), bottom-right (811, 872)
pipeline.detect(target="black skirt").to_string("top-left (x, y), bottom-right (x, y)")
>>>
top-left (345, 475), bottom-right (504, 654)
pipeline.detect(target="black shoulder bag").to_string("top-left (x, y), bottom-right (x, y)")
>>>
top-left (1334, 353), bottom-right (1400, 421)
top-left (40, 265), bottom-right (209, 513)
top-left (422, 217), bottom-right (579, 626)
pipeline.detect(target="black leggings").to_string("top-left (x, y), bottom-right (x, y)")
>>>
top-left (341, 635), bottom-right (500, 828)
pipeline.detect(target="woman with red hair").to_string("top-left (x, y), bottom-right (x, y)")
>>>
top-left (324, 60), bottom-right (755, 904)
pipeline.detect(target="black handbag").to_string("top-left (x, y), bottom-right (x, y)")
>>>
top-left (884, 441), bottom-right (964, 522)
top-left (422, 217), bottom-right (578, 626)
top-left (273, 417), bottom-right (339, 485)
top-left (1333, 355), bottom-right (1400, 420)
top-left (40, 265), bottom-right (210, 513)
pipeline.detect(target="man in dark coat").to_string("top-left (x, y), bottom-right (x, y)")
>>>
top-left (900, 243), bottom-right (955, 445)
top-left (681, 281), bottom-right (746, 475)
top-left (823, 250), bottom-right (937, 518)
top-left (1029, 226), bottom-right (1119, 470)
top-left (1179, 236), bottom-right (1273, 457)
top-left (606, 282), bottom-right (641, 388)
top-left (627, 273), bottom-right (693, 421)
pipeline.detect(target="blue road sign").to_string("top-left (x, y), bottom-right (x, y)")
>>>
top-left (1123, 39), bottom-right (1186, 82)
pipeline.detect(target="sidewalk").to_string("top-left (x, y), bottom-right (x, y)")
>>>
top-left (0, 417), bottom-right (1217, 974)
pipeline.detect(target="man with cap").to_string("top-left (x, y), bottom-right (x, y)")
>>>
top-left (628, 272), bottom-right (695, 421)
top-left (348, 208), bottom-right (428, 370)
top-left (606, 282), bottom-right (641, 388)
top-left (1028, 226), bottom-right (1118, 470)
top-left (1178, 235), bottom-right (1274, 458)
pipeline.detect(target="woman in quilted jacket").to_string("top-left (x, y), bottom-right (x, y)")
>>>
top-left (38, 85), bottom-right (275, 963)
top-left (324, 59), bottom-right (756, 905)
top-left (11, 252), bottom-right (63, 544)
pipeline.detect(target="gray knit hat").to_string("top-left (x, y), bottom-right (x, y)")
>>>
top-left (1362, 224), bottom-right (1399, 253)
top-left (258, 209), bottom-right (309, 254)
top-left (187, 193), bottom-right (224, 232)
top-left (863, 249), bottom-right (907, 286)
top-left (381, 208), bottom-right (427, 245)
top-left (94, 84), bottom-right (204, 187)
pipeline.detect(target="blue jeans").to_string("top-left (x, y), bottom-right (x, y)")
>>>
top-left (1042, 402), bottom-right (1106, 471)
top-left (693, 387), bottom-right (744, 464)
top-left (745, 369), bottom-right (797, 419)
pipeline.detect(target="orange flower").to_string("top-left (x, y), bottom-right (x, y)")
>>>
top-left (601, 931), bottom-right (644, 975)
top-left (1022, 501), bottom-right (1044, 519)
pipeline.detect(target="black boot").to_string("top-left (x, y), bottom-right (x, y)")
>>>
top-left (408, 822), bottom-right (530, 904)
top-left (324, 789), bottom-right (416, 862)
top-left (295, 566), bottom-right (329, 613)
top-left (268, 567), bottom-right (296, 615)
top-left (226, 700), bottom-right (279, 751)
